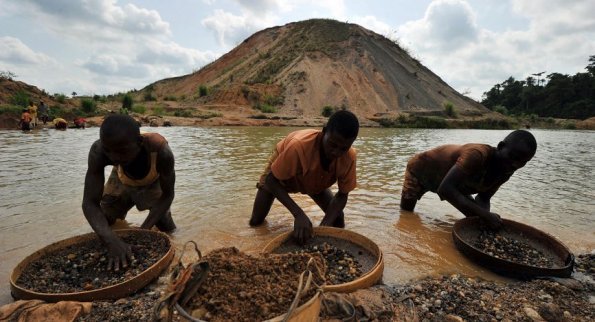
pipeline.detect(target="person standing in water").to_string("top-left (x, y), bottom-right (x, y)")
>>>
top-left (82, 114), bottom-right (176, 270)
top-left (400, 130), bottom-right (537, 229)
top-left (249, 110), bottom-right (359, 244)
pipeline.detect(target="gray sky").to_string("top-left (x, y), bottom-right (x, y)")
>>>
top-left (1, 0), bottom-right (593, 100)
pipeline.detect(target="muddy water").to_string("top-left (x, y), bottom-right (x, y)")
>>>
top-left (1, 127), bottom-right (593, 304)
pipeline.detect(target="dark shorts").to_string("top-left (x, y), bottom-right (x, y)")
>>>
top-left (100, 167), bottom-right (173, 231)
top-left (401, 161), bottom-right (429, 201)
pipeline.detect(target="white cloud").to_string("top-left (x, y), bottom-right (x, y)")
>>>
top-left (396, 0), bottom-right (595, 100)
top-left (234, 0), bottom-right (281, 13)
top-left (398, 0), bottom-right (478, 52)
top-left (201, 9), bottom-right (274, 48)
top-left (0, 37), bottom-right (53, 65)
top-left (27, 0), bottom-right (171, 39)
top-left (352, 15), bottom-right (393, 37)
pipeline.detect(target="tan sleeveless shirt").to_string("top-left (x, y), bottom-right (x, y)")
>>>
top-left (116, 133), bottom-right (167, 187)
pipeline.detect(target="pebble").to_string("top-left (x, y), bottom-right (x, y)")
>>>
top-left (523, 307), bottom-right (545, 322)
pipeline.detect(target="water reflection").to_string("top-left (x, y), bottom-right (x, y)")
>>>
top-left (0, 127), bottom-right (593, 304)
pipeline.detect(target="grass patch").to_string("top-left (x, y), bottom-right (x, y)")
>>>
top-left (131, 105), bottom-right (146, 114)
top-left (254, 103), bottom-right (277, 113)
top-left (0, 104), bottom-right (24, 116)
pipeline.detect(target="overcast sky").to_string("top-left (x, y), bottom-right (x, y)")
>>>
top-left (1, 0), bottom-right (594, 101)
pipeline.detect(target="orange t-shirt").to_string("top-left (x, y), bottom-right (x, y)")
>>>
top-left (407, 143), bottom-right (496, 194)
top-left (271, 129), bottom-right (357, 195)
top-left (21, 112), bottom-right (32, 123)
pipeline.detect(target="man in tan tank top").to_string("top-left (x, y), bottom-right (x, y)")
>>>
top-left (82, 114), bottom-right (176, 271)
top-left (400, 130), bottom-right (537, 229)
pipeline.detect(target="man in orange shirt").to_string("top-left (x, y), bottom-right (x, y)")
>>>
top-left (19, 109), bottom-right (32, 131)
top-left (250, 110), bottom-right (359, 244)
top-left (400, 130), bottom-right (537, 229)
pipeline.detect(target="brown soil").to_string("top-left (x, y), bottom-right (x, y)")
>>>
top-left (474, 230), bottom-right (555, 268)
top-left (70, 252), bottom-right (594, 321)
top-left (16, 231), bottom-right (170, 293)
top-left (187, 247), bottom-right (325, 322)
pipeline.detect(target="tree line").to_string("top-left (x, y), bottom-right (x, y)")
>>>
top-left (481, 56), bottom-right (595, 120)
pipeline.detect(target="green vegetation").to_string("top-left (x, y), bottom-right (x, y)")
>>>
top-left (198, 84), bottom-right (208, 97)
top-left (321, 105), bottom-right (335, 117)
top-left (173, 109), bottom-right (192, 117)
top-left (151, 106), bottom-right (165, 116)
top-left (264, 94), bottom-right (284, 106)
top-left (54, 93), bottom-right (66, 103)
top-left (122, 94), bottom-right (133, 110)
top-left (482, 56), bottom-right (595, 120)
top-left (254, 103), bottom-right (277, 113)
top-left (143, 92), bottom-right (157, 101)
top-left (80, 98), bottom-right (97, 114)
top-left (443, 101), bottom-right (457, 118)
top-left (164, 95), bottom-right (177, 101)
top-left (0, 104), bottom-right (23, 116)
top-left (131, 104), bottom-right (146, 114)
top-left (10, 90), bottom-right (30, 107)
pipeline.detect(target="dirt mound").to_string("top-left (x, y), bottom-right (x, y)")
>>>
top-left (0, 78), bottom-right (75, 108)
top-left (144, 19), bottom-right (493, 121)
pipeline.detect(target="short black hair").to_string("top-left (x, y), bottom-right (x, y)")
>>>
top-left (503, 130), bottom-right (537, 152)
top-left (100, 114), bottom-right (140, 140)
top-left (325, 110), bottom-right (359, 139)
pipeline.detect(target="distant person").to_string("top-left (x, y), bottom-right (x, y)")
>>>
top-left (82, 114), bottom-right (176, 270)
top-left (27, 101), bottom-right (38, 127)
top-left (19, 109), bottom-right (32, 131)
top-left (400, 130), bottom-right (537, 229)
top-left (74, 117), bottom-right (87, 129)
top-left (53, 117), bottom-right (68, 130)
top-left (38, 101), bottom-right (49, 125)
top-left (249, 110), bottom-right (359, 244)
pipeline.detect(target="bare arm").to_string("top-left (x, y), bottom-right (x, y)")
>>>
top-left (82, 141), bottom-right (118, 242)
top-left (82, 141), bottom-right (132, 270)
top-left (141, 145), bottom-right (175, 229)
top-left (320, 192), bottom-right (348, 226)
top-left (264, 172), bottom-right (312, 244)
top-left (437, 165), bottom-right (502, 228)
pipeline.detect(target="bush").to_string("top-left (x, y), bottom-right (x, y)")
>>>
top-left (131, 104), bottom-right (146, 114)
top-left (321, 105), bottom-right (335, 117)
top-left (80, 98), bottom-right (97, 114)
top-left (122, 94), bottom-right (133, 110)
top-left (493, 105), bottom-right (508, 115)
top-left (0, 104), bottom-right (23, 115)
top-left (257, 104), bottom-right (277, 113)
top-left (164, 95), bottom-right (177, 101)
top-left (143, 92), bottom-right (157, 101)
top-left (264, 94), bottom-right (284, 106)
top-left (10, 90), bottom-right (30, 107)
top-left (49, 105), bottom-right (67, 117)
top-left (443, 101), bottom-right (457, 118)
top-left (54, 93), bottom-right (66, 103)
top-left (152, 106), bottom-right (165, 116)
top-left (173, 109), bottom-right (193, 117)
top-left (198, 85), bottom-right (208, 97)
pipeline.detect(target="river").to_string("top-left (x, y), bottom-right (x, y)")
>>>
top-left (0, 127), bottom-right (593, 304)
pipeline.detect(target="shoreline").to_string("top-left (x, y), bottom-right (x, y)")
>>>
top-left (1, 113), bottom-right (594, 130)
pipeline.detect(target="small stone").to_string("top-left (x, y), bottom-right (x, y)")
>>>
top-left (444, 314), bottom-right (464, 322)
top-left (538, 303), bottom-right (563, 322)
top-left (523, 307), bottom-right (546, 322)
top-left (414, 284), bottom-right (423, 292)
top-left (67, 253), bottom-right (76, 260)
